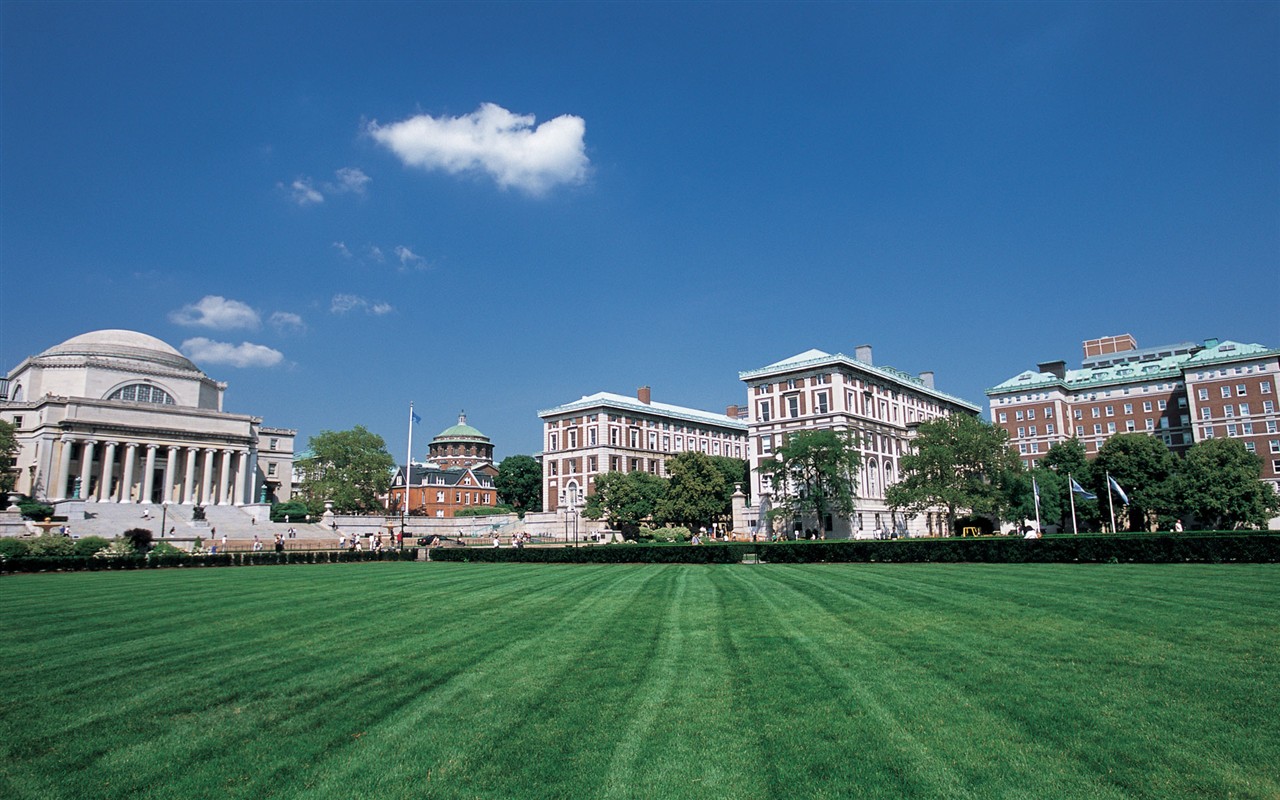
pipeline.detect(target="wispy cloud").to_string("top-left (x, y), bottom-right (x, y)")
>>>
top-left (169, 296), bottom-right (261, 330)
top-left (330, 167), bottom-right (370, 196)
top-left (395, 245), bottom-right (428, 271)
top-left (286, 178), bottom-right (324, 206)
top-left (367, 245), bottom-right (384, 262)
top-left (368, 102), bottom-right (589, 196)
top-left (331, 294), bottom-right (394, 315)
top-left (332, 241), bottom-right (353, 259)
top-left (269, 311), bottom-right (306, 334)
top-left (181, 338), bottom-right (284, 368)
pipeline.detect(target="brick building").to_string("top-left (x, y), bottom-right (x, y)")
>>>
top-left (987, 336), bottom-right (1279, 496)
top-left (538, 387), bottom-right (747, 514)
top-left (739, 345), bottom-right (980, 538)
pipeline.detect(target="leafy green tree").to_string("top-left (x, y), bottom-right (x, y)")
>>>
top-left (582, 470), bottom-right (667, 540)
top-left (887, 414), bottom-right (1021, 534)
top-left (1002, 467), bottom-right (1066, 532)
top-left (1041, 438), bottom-right (1101, 532)
top-left (495, 455), bottom-right (542, 516)
top-left (123, 527), bottom-right (154, 552)
top-left (28, 533), bottom-right (75, 556)
top-left (296, 426), bottom-right (395, 514)
top-left (0, 419), bottom-right (18, 493)
top-left (1174, 438), bottom-right (1280, 530)
top-left (72, 536), bottom-right (113, 556)
top-left (756, 430), bottom-right (861, 535)
top-left (1093, 434), bottom-right (1178, 531)
top-left (656, 451), bottom-right (730, 531)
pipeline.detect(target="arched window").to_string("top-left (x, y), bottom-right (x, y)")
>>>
top-left (867, 459), bottom-right (879, 496)
top-left (108, 384), bottom-right (175, 405)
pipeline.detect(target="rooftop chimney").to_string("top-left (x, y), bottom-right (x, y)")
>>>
top-left (917, 371), bottom-right (934, 389)
top-left (726, 404), bottom-right (740, 419)
top-left (1036, 360), bottom-right (1067, 380)
top-left (854, 344), bottom-right (873, 365)
top-left (637, 386), bottom-right (651, 405)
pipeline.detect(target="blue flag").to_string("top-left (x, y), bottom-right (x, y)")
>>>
top-left (1108, 475), bottom-right (1129, 505)
top-left (1032, 476), bottom-right (1040, 501)
top-left (411, 410), bottom-right (422, 424)
top-left (1070, 478), bottom-right (1096, 500)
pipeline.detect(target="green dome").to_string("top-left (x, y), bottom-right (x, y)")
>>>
top-left (432, 412), bottom-right (490, 442)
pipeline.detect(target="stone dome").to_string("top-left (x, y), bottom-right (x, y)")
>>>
top-left (38, 329), bottom-right (200, 373)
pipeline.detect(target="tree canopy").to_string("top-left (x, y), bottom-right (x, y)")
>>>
top-left (655, 451), bottom-right (731, 531)
top-left (1174, 438), bottom-right (1280, 530)
top-left (1092, 434), bottom-right (1178, 531)
top-left (495, 455), bottom-right (542, 517)
top-left (296, 426), bottom-right (395, 514)
top-left (756, 429), bottom-right (861, 535)
top-left (886, 414), bottom-right (1021, 533)
top-left (0, 419), bottom-right (17, 493)
top-left (582, 470), bottom-right (667, 540)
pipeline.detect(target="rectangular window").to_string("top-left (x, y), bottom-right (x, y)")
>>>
top-left (815, 392), bottom-right (829, 414)
top-left (648, 432), bottom-right (657, 450)
top-left (1107, 422), bottom-right (1116, 433)
top-left (1240, 403), bottom-right (1251, 415)
top-left (630, 430), bottom-right (639, 448)
top-left (1123, 403), bottom-right (1133, 414)
top-left (787, 395), bottom-right (800, 418)
top-left (1126, 420), bottom-right (1135, 432)
top-left (998, 412), bottom-right (1007, 423)
top-left (1093, 424), bottom-right (1102, 435)
top-left (267, 462), bottom-right (276, 476)
top-left (1027, 408), bottom-right (1036, 420)
top-left (1105, 406), bottom-right (1114, 417)
top-left (568, 430), bottom-right (577, 449)
top-left (1237, 384), bottom-right (1247, 396)
top-left (1016, 410), bottom-right (1025, 421)
top-left (1076, 426), bottom-right (1085, 436)
top-left (1028, 426), bottom-right (1037, 436)
top-left (1265, 401), bottom-right (1276, 414)
top-left (1243, 423), bottom-right (1254, 435)
top-left (1017, 427), bottom-right (1026, 438)
top-left (549, 433), bottom-right (559, 451)
top-left (1222, 386), bottom-right (1232, 398)
top-left (1245, 442), bottom-right (1256, 453)
top-left (1200, 408), bottom-right (1211, 420)
top-left (1158, 400), bottom-right (1167, 411)
top-left (1225, 405), bottom-right (1235, 418)
top-left (1046, 424), bottom-right (1055, 435)
top-left (610, 427), bottom-right (619, 446)
top-left (589, 428), bottom-right (597, 446)
top-left (758, 401), bottom-right (772, 422)
top-left (1198, 388), bottom-right (1209, 401)
top-left (1269, 440), bottom-right (1280, 454)
top-left (1074, 409), bottom-right (1083, 420)
top-left (1144, 401), bottom-right (1153, 412)
top-left (1227, 424), bottom-right (1237, 437)
top-left (436, 491), bottom-right (444, 502)
top-left (1261, 381), bottom-right (1272, 394)
top-left (1091, 408), bottom-right (1100, 418)
top-left (1146, 419), bottom-right (1155, 431)
top-left (269, 438), bottom-right (278, 451)
top-left (1045, 407), bottom-right (1054, 419)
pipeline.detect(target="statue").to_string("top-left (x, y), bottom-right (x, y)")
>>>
top-left (258, 486), bottom-right (267, 503)
top-left (72, 477), bottom-right (82, 499)
top-left (192, 505), bottom-right (206, 521)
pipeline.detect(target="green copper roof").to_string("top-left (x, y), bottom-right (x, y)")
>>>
top-left (433, 412), bottom-right (490, 442)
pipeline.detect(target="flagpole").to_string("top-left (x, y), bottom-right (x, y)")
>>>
top-left (1106, 470), bottom-right (1117, 534)
top-left (404, 402), bottom-right (415, 534)
top-left (1068, 472), bottom-right (1079, 535)
top-left (1032, 476), bottom-right (1042, 536)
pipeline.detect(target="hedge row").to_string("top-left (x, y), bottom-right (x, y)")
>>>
top-left (429, 544), bottom-right (744, 564)
top-left (0, 548), bottom-right (420, 574)
top-left (753, 533), bottom-right (1280, 564)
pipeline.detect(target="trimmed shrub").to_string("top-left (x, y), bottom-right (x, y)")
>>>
top-left (28, 534), bottom-right (76, 557)
top-left (0, 537), bottom-right (31, 557)
top-left (73, 536), bottom-right (113, 556)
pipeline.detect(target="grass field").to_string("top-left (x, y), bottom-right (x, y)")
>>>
top-left (2, 563), bottom-right (1277, 799)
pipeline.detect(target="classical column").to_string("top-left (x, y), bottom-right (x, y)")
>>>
top-left (120, 443), bottom-right (138, 503)
top-left (142, 445), bottom-right (158, 505)
top-left (163, 446), bottom-right (179, 504)
top-left (79, 440), bottom-right (97, 502)
top-left (55, 437), bottom-right (73, 500)
top-left (234, 450), bottom-right (249, 506)
top-left (182, 448), bottom-right (198, 504)
top-left (200, 449), bottom-right (215, 506)
top-left (98, 442), bottom-right (117, 502)
top-left (218, 449), bottom-right (233, 505)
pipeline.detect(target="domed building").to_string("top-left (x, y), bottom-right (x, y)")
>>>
top-left (1, 330), bottom-right (295, 508)
top-left (427, 411), bottom-right (496, 474)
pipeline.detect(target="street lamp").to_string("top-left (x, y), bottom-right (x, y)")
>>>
top-left (160, 502), bottom-right (168, 540)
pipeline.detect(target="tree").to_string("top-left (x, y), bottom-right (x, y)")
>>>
top-left (495, 455), bottom-right (542, 517)
top-left (656, 451), bottom-right (730, 531)
top-left (887, 414), bottom-right (1021, 534)
top-left (1041, 439), bottom-right (1100, 532)
top-left (582, 470), bottom-right (667, 540)
top-left (756, 430), bottom-right (861, 536)
top-left (0, 419), bottom-right (17, 493)
top-left (1174, 438), bottom-right (1280, 530)
top-left (1001, 467), bottom-right (1066, 532)
top-left (1093, 434), bottom-right (1178, 531)
top-left (296, 426), bottom-right (395, 514)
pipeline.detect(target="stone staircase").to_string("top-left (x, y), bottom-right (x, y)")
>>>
top-left (61, 503), bottom-right (333, 545)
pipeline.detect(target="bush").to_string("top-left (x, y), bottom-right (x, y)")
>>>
top-left (123, 528), bottom-right (154, 552)
top-left (0, 537), bottom-right (31, 557)
top-left (73, 536), bottom-right (113, 556)
top-left (27, 534), bottom-right (75, 557)
top-left (149, 541), bottom-right (185, 556)
top-left (639, 526), bottom-right (693, 543)
top-left (270, 501), bottom-right (311, 523)
top-left (18, 500), bottom-right (55, 520)
top-left (453, 506), bottom-right (514, 518)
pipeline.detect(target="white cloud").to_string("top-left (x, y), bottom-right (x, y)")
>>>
top-left (331, 294), bottom-right (394, 315)
top-left (368, 102), bottom-right (589, 195)
top-left (370, 302), bottom-right (394, 315)
top-left (269, 311), bottom-right (306, 333)
top-left (395, 245), bottom-right (428, 270)
top-left (331, 167), bottom-right (371, 195)
top-left (332, 241), bottom-right (353, 259)
top-left (181, 338), bottom-right (284, 368)
top-left (288, 178), bottom-right (324, 205)
top-left (169, 296), bottom-right (261, 330)
top-left (367, 245), bottom-right (385, 262)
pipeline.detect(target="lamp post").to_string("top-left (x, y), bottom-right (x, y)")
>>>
top-left (160, 502), bottom-right (168, 539)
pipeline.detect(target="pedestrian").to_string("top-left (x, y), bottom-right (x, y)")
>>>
top-left (219, 530), bottom-right (226, 549)
top-left (1173, 519), bottom-right (1184, 533)
top-left (492, 534), bottom-right (500, 548)
top-left (168, 526), bottom-right (175, 537)
top-left (339, 534), bottom-right (347, 549)
top-left (142, 507), bottom-right (152, 520)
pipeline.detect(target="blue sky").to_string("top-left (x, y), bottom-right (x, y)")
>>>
top-left (3, 1), bottom-right (1277, 462)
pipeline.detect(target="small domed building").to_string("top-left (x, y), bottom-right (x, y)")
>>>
top-left (1, 329), bottom-right (294, 507)
top-left (427, 411), bottom-right (496, 474)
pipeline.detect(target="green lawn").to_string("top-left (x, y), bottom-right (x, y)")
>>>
top-left (1, 563), bottom-right (1277, 799)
